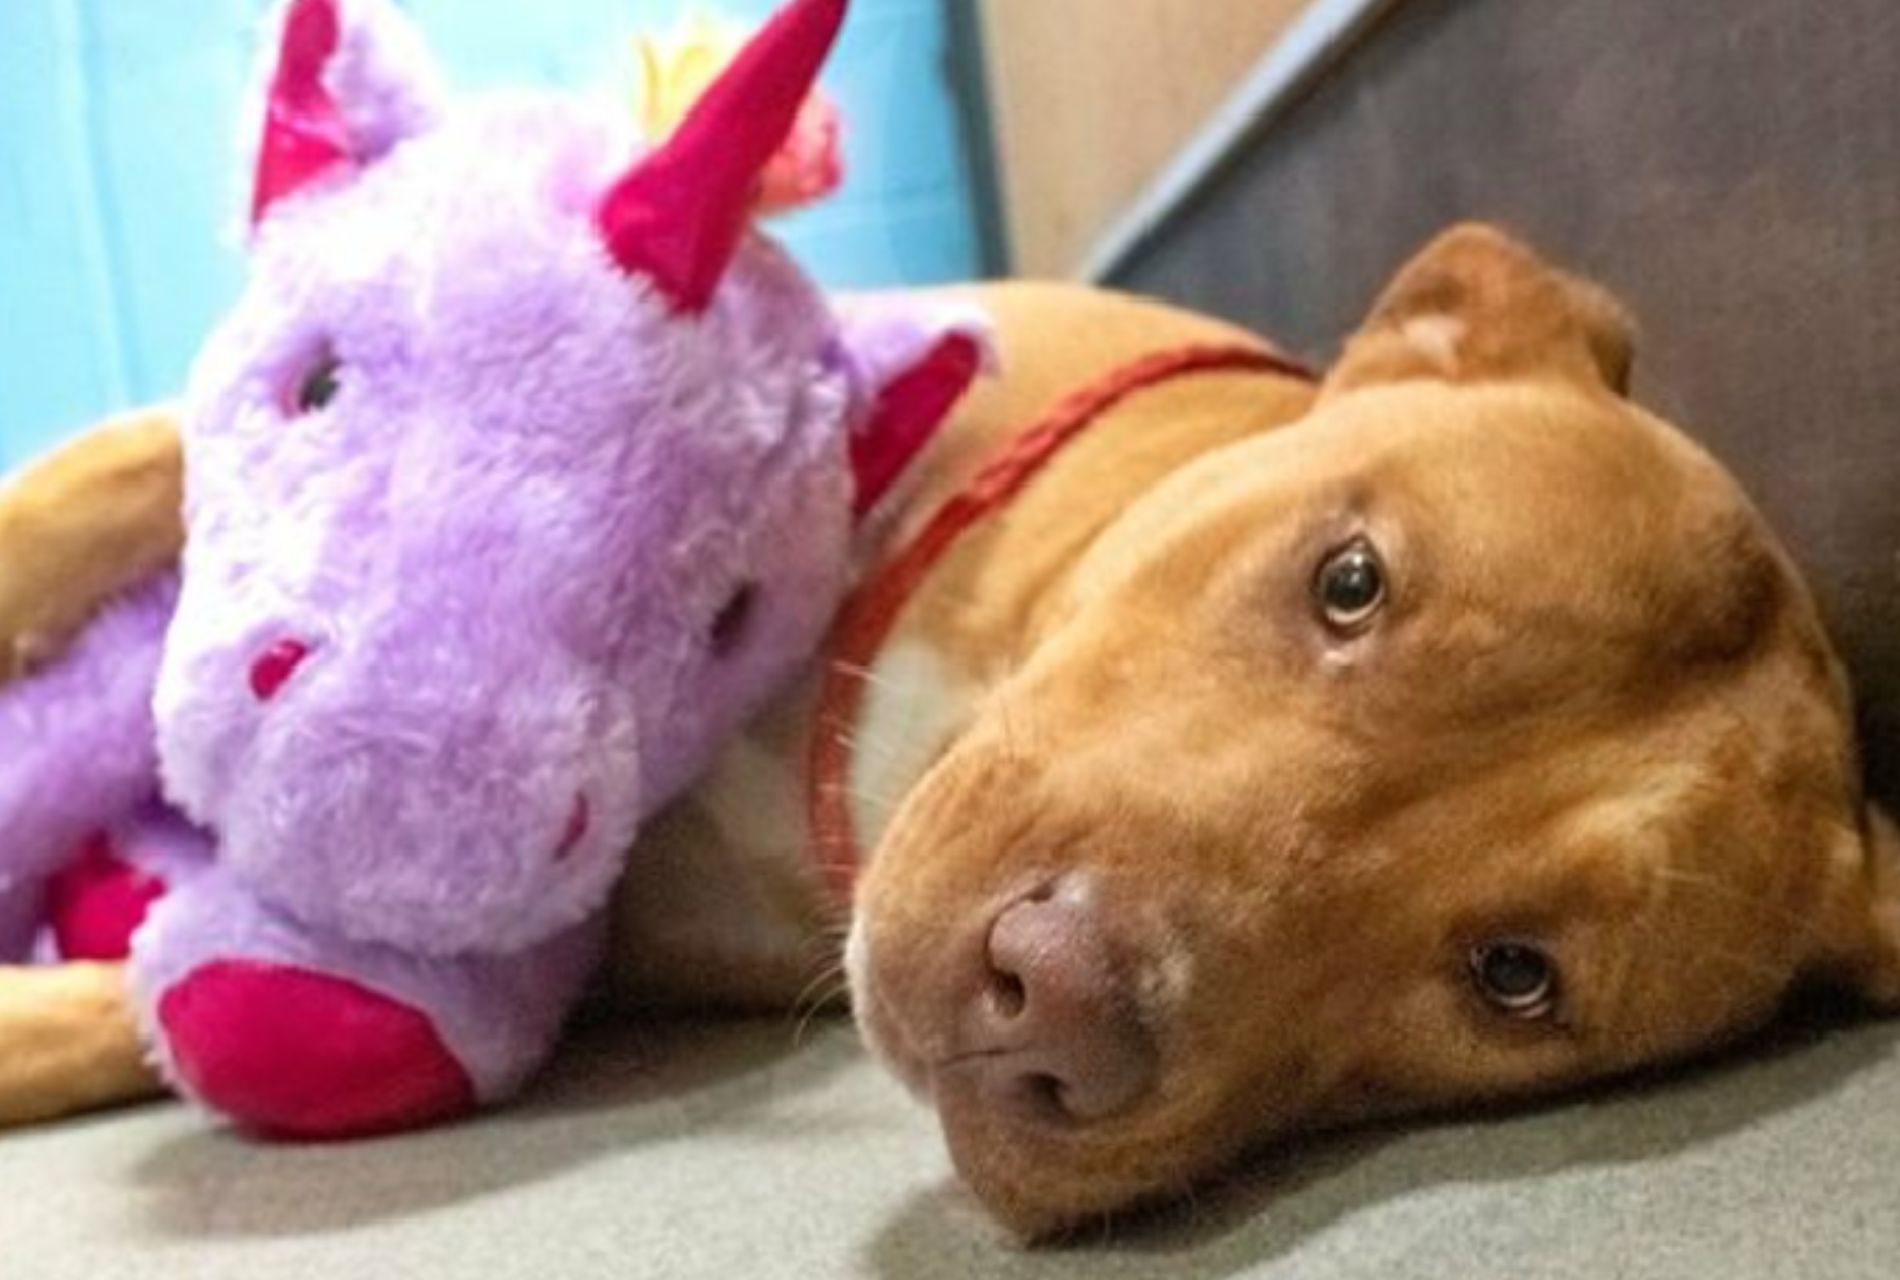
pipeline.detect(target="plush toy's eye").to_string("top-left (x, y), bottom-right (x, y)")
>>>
top-left (1469, 941), bottom-right (1559, 1019)
top-left (1312, 537), bottom-right (1386, 633)
top-left (292, 353), bottom-right (342, 414)
top-left (710, 583), bottom-right (758, 657)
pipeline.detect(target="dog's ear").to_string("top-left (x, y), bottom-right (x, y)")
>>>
top-left (1323, 223), bottom-right (1635, 400)
top-left (1807, 807), bottom-right (1900, 1009)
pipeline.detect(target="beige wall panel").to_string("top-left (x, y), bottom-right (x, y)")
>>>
top-left (980, 0), bottom-right (1319, 276)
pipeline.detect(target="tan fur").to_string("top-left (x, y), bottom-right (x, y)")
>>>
top-left (0, 963), bottom-right (161, 1126)
top-left (0, 406), bottom-right (184, 683)
top-left (0, 229), bottom-right (1890, 1247)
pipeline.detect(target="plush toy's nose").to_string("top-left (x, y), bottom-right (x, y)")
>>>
top-left (249, 638), bottom-right (313, 701)
top-left (950, 878), bottom-right (1158, 1123)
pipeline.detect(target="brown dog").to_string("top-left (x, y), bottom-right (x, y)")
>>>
top-left (839, 226), bottom-right (1900, 1235)
top-left (0, 227), bottom-right (1893, 1239)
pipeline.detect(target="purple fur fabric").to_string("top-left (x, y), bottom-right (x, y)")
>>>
top-left (0, 575), bottom-right (174, 891)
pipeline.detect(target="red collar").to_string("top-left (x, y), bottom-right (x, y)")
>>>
top-left (805, 341), bottom-right (1318, 904)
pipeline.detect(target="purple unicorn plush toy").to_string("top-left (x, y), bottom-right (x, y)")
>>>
top-left (0, 0), bottom-right (987, 1136)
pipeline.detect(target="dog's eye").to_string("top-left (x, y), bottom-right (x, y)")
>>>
top-left (1469, 941), bottom-right (1558, 1019)
top-left (709, 582), bottom-right (758, 657)
top-left (290, 351), bottom-right (342, 415)
top-left (1313, 537), bottom-right (1386, 631)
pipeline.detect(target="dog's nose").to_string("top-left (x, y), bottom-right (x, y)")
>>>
top-left (956, 880), bottom-right (1157, 1123)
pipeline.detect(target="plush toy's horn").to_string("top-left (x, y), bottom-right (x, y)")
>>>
top-left (251, 0), bottom-right (354, 225)
top-left (595, 0), bottom-right (847, 310)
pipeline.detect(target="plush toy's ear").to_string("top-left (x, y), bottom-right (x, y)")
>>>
top-left (836, 296), bottom-right (997, 520)
top-left (1322, 223), bottom-right (1635, 401)
top-left (1809, 807), bottom-right (1900, 1009)
top-left (249, 0), bottom-right (446, 226)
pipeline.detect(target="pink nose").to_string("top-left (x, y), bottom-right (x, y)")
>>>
top-left (954, 879), bottom-right (1157, 1123)
top-left (249, 639), bottom-right (312, 701)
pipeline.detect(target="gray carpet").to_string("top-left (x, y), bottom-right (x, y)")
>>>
top-left (6, 1012), bottom-right (1899, 1279)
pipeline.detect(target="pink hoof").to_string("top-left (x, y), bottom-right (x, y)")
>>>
top-left (48, 833), bottom-right (167, 961)
top-left (157, 960), bottom-right (476, 1139)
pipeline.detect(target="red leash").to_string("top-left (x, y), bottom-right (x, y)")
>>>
top-left (805, 341), bottom-right (1317, 904)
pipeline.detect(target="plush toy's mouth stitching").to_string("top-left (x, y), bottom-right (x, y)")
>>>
top-left (554, 792), bottom-right (590, 860)
top-left (249, 638), bottom-right (314, 701)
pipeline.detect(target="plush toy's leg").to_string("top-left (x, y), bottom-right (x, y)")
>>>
top-left (0, 809), bottom-right (203, 1130)
top-left (129, 864), bottom-right (603, 1139)
top-left (0, 572), bottom-right (175, 890)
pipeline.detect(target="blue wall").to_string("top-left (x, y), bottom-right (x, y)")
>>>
top-left (0, 0), bottom-right (987, 468)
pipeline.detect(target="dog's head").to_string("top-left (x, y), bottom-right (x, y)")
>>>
top-left (848, 226), bottom-right (1900, 1237)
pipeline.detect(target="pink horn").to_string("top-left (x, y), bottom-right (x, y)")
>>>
top-left (595, 0), bottom-right (848, 311)
top-left (251, 0), bottom-right (355, 225)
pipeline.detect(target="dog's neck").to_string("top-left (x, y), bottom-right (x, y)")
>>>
top-left (841, 327), bottom-right (1319, 858)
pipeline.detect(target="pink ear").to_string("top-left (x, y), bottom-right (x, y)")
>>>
top-left (839, 300), bottom-right (996, 519)
top-left (251, 0), bottom-right (354, 225)
top-left (595, 0), bottom-right (848, 310)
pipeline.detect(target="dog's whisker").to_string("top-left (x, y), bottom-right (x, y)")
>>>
top-left (1692, 941), bottom-right (1785, 986)
top-left (837, 727), bottom-right (912, 768)
top-left (792, 956), bottom-right (842, 1000)
top-left (1182, 1179), bottom-right (1208, 1231)
top-left (987, 681), bottom-right (1027, 765)
top-left (828, 659), bottom-right (911, 697)
top-left (815, 780), bottom-right (908, 812)
top-left (789, 966), bottom-right (844, 1025)
top-left (1646, 866), bottom-right (1820, 934)
top-left (1626, 906), bottom-right (1786, 1003)
top-left (791, 976), bottom-right (853, 1047)
top-left (796, 916), bottom-right (853, 947)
